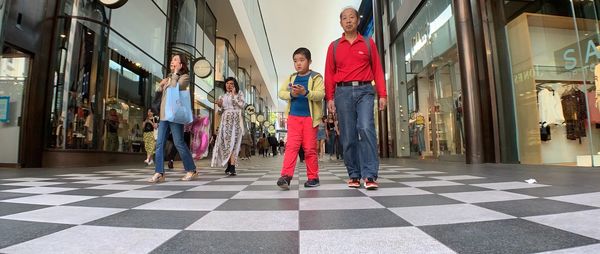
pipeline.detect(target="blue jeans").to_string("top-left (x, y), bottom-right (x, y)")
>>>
top-left (154, 121), bottom-right (196, 173)
top-left (327, 131), bottom-right (336, 156)
top-left (334, 85), bottom-right (379, 180)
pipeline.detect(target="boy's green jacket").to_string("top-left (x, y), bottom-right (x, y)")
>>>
top-left (278, 71), bottom-right (325, 128)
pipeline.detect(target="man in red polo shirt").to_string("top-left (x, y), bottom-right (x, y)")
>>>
top-left (325, 7), bottom-right (387, 190)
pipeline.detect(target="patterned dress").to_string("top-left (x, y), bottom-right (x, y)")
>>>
top-left (211, 92), bottom-right (245, 167)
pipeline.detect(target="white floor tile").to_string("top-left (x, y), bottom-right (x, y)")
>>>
top-left (300, 197), bottom-right (384, 210)
top-left (133, 198), bottom-right (227, 211)
top-left (2, 206), bottom-right (125, 224)
top-left (187, 211), bottom-right (298, 231)
top-left (300, 227), bottom-right (455, 254)
top-left (390, 204), bottom-right (514, 226)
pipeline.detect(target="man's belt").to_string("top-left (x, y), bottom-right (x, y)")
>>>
top-left (336, 81), bottom-right (371, 87)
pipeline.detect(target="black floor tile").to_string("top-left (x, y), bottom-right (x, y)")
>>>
top-left (243, 185), bottom-right (299, 191)
top-left (476, 198), bottom-right (598, 217)
top-left (420, 185), bottom-right (491, 194)
top-left (87, 210), bottom-right (208, 229)
top-left (420, 219), bottom-right (600, 254)
top-left (137, 185), bottom-right (198, 191)
top-left (0, 185), bottom-right (29, 191)
top-left (507, 186), bottom-right (600, 197)
top-left (151, 231), bottom-right (298, 254)
top-left (54, 189), bottom-right (121, 196)
top-left (372, 194), bottom-right (462, 207)
top-left (64, 197), bottom-right (158, 208)
top-left (299, 189), bottom-right (366, 198)
top-left (168, 191), bottom-right (239, 199)
top-left (0, 219), bottom-right (72, 249)
top-left (300, 209), bottom-right (410, 230)
top-left (46, 183), bottom-right (103, 188)
top-left (203, 181), bottom-right (255, 185)
top-left (0, 192), bottom-right (35, 201)
top-left (0, 203), bottom-right (49, 217)
top-left (215, 199), bottom-right (299, 211)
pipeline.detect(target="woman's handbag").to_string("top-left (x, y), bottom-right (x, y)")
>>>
top-left (164, 83), bottom-right (193, 124)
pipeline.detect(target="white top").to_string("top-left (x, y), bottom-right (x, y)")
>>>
top-left (218, 92), bottom-right (245, 112)
top-left (538, 89), bottom-right (565, 125)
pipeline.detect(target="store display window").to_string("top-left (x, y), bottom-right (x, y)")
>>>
top-left (504, 0), bottom-right (600, 166)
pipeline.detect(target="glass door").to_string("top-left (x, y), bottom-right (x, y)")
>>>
top-left (0, 46), bottom-right (31, 165)
top-left (433, 62), bottom-right (464, 160)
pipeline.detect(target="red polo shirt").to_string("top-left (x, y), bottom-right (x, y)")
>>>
top-left (324, 33), bottom-right (387, 101)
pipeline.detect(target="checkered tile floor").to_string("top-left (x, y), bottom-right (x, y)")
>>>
top-left (0, 157), bottom-right (600, 253)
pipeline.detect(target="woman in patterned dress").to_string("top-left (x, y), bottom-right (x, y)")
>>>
top-left (211, 77), bottom-right (245, 176)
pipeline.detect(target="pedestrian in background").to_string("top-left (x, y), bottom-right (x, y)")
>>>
top-left (211, 77), bottom-right (245, 176)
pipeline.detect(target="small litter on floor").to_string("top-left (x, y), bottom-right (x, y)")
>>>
top-left (525, 178), bottom-right (537, 184)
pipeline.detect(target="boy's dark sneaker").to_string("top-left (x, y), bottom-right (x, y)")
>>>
top-left (303, 178), bottom-right (320, 188)
top-left (277, 176), bottom-right (292, 190)
top-left (347, 178), bottom-right (361, 188)
top-left (365, 178), bottom-right (379, 190)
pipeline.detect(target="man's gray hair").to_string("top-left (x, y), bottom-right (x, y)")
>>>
top-left (339, 6), bottom-right (359, 19)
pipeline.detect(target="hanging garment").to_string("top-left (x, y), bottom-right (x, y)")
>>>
top-left (540, 121), bottom-right (551, 141)
top-left (561, 89), bottom-right (587, 142)
top-left (537, 88), bottom-right (565, 125)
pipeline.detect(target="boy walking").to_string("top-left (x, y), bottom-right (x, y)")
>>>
top-left (277, 47), bottom-right (325, 190)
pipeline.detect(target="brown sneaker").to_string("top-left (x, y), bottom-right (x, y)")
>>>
top-left (347, 178), bottom-right (361, 188)
top-left (181, 171), bottom-right (198, 181)
top-left (148, 173), bottom-right (165, 183)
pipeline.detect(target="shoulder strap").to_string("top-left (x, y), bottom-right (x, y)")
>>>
top-left (365, 38), bottom-right (372, 69)
top-left (332, 38), bottom-right (341, 70)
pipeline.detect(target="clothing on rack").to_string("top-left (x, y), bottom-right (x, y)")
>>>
top-left (540, 121), bottom-right (551, 141)
top-left (561, 88), bottom-right (587, 142)
top-left (537, 88), bottom-right (564, 125)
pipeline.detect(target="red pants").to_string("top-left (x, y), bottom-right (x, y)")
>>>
top-left (281, 115), bottom-right (319, 180)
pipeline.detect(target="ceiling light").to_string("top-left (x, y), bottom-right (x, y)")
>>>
top-left (60, 34), bottom-right (66, 38)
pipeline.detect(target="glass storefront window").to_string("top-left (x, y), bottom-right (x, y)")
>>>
top-left (48, 0), bottom-right (165, 153)
top-left (0, 47), bottom-right (30, 164)
top-left (389, 0), bottom-right (403, 20)
top-left (214, 38), bottom-right (239, 81)
top-left (503, 0), bottom-right (600, 166)
top-left (395, 0), bottom-right (464, 160)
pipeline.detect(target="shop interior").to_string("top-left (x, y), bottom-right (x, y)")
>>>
top-left (505, 1), bottom-right (600, 166)
top-left (408, 47), bottom-right (464, 161)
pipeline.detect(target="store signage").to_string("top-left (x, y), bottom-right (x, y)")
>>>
top-left (555, 35), bottom-right (600, 71)
top-left (0, 96), bottom-right (9, 122)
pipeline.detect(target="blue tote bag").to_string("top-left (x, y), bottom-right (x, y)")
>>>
top-left (164, 82), bottom-right (193, 124)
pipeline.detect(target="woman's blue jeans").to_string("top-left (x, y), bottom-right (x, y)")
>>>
top-left (154, 121), bottom-right (196, 173)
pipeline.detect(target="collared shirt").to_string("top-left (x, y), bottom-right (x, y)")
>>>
top-left (324, 33), bottom-right (387, 101)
